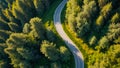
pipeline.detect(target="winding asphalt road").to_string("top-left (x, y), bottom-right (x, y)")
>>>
top-left (53, 0), bottom-right (84, 68)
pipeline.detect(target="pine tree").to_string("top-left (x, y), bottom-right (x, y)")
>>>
top-left (40, 40), bottom-right (59, 61)
top-left (0, 30), bottom-right (11, 42)
top-left (66, 0), bottom-right (80, 32)
top-left (59, 46), bottom-right (70, 62)
top-left (12, 3), bottom-right (26, 26)
top-left (99, 36), bottom-right (109, 49)
top-left (0, 60), bottom-right (10, 68)
top-left (23, 23), bottom-right (31, 34)
top-left (0, 0), bottom-right (7, 9)
top-left (3, 9), bottom-right (19, 24)
top-left (5, 33), bottom-right (40, 68)
top-left (8, 22), bottom-right (21, 32)
top-left (6, 0), bottom-right (15, 5)
top-left (33, 0), bottom-right (44, 17)
top-left (89, 36), bottom-right (97, 46)
top-left (96, 15), bottom-right (104, 26)
top-left (15, 0), bottom-right (33, 21)
top-left (0, 18), bottom-right (10, 30)
top-left (0, 12), bottom-right (9, 23)
top-left (101, 3), bottom-right (112, 18)
top-left (19, 61), bottom-right (31, 68)
top-left (98, 0), bottom-right (109, 8)
top-left (111, 13), bottom-right (120, 23)
top-left (0, 43), bottom-right (11, 68)
top-left (107, 23), bottom-right (120, 41)
top-left (46, 28), bottom-right (55, 41)
top-left (30, 17), bottom-right (45, 40)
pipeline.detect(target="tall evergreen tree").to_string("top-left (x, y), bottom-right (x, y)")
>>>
top-left (0, 43), bottom-right (11, 68)
top-left (30, 17), bottom-right (45, 40)
top-left (33, 0), bottom-right (44, 17)
top-left (40, 40), bottom-right (60, 61)
top-left (8, 22), bottom-right (21, 32)
top-left (0, 18), bottom-right (10, 30)
top-left (0, 30), bottom-right (11, 42)
top-left (5, 33), bottom-right (40, 68)
top-left (23, 23), bottom-right (31, 34)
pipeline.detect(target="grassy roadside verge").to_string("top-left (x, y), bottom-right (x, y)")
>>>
top-left (42, 0), bottom-right (75, 68)
top-left (61, 5), bottom-right (95, 68)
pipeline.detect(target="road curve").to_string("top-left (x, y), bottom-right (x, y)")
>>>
top-left (53, 0), bottom-right (84, 68)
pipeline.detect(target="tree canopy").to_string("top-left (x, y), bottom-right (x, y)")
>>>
top-left (0, 0), bottom-right (72, 68)
top-left (65, 0), bottom-right (120, 67)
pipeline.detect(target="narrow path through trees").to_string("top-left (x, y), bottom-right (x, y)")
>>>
top-left (53, 0), bottom-right (84, 68)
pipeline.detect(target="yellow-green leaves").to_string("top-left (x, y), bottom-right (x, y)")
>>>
top-left (111, 13), bottom-right (120, 23)
top-left (101, 3), bottom-right (112, 17)
top-left (96, 15), bottom-right (104, 26)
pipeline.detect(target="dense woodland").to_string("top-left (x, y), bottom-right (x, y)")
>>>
top-left (1, 0), bottom-right (120, 68)
top-left (0, 0), bottom-right (72, 68)
top-left (65, 0), bottom-right (120, 68)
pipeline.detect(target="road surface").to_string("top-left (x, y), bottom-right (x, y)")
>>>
top-left (53, 0), bottom-right (84, 68)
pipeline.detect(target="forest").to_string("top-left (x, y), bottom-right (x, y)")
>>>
top-left (1, 0), bottom-right (120, 68)
top-left (64, 0), bottom-right (120, 68)
top-left (0, 0), bottom-right (73, 68)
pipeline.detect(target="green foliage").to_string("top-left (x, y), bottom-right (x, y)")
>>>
top-left (41, 40), bottom-right (59, 61)
top-left (89, 36), bottom-right (97, 46)
top-left (16, 0), bottom-right (33, 20)
top-left (0, 43), bottom-right (11, 68)
top-left (65, 0), bottom-right (120, 67)
top-left (41, 40), bottom-right (71, 62)
top-left (98, 0), bottom-right (110, 8)
top-left (101, 3), bottom-right (112, 18)
top-left (0, 30), bottom-right (11, 42)
top-left (5, 33), bottom-right (40, 68)
top-left (66, 0), bottom-right (80, 32)
top-left (46, 28), bottom-right (56, 41)
top-left (83, 1), bottom-right (97, 19)
top-left (96, 15), bottom-right (104, 26)
top-left (33, 0), bottom-right (44, 17)
top-left (67, 14), bottom-right (76, 32)
top-left (23, 23), bottom-right (31, 34)
top-left (107, 23), bottom-right (120, 41)
top-left (3, 9), bottom-right (17, 23)
top-left (51, 62), bottom-right (61, 68)
top-left (0, 44), bottom-right (7, 60)
top-left (0, 0), bottom-right (7, 9)
top-left (0, 0), bottom-right (54, 28)
top-left (99, 36), bottom-right (109, 49)
top-left (6, 0), bottom-right (15, 4)
top-left (111, 13), bottom-right (120, 23)
top-left (67, 0), bottom-right (97, 37)
top-left (114, 36), bottom-right (120, 44)
top-left (0, 0), bottom-right (72, 68)
top-left (12, 2), bottom-right (26, 26)
top-left (76, 19), bottom-right (90, 37)
top-left (88, 44), bottom-right (120, 68)
top-left (30, 17), bottom-right (45, 40)
top-left (59, 46), bottom-right (70, 62)
top-left (0, 60), bottom-right (9, 68)
top-left (107, 45), bottom-right (120, 68)
top-left (19, 61), bottom-right (31, 68)
top-left (8, 22), bottom-right (21, 32)
top-left (0, 0), bottom-right (73, 67)
top-left (17, 47), bottom-right (38, 60)
top-left (0, 18), bottom-right (9, 30)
